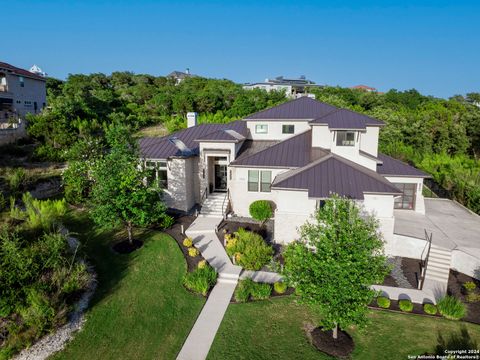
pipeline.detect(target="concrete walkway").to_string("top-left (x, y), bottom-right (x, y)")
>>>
top-left (177, 216), bottom-right (241, 360)
top-left (240, 270), bottom-right (283, 283)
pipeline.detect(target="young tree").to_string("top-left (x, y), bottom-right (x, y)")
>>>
top-left (282, 195), bottom-right (388, 340)
top-left (89, 124), bottom-right (170, 243)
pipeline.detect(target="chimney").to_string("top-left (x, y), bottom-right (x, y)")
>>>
top-left (185, 68), bottom-right (190, 75)
top-left (187, 112), bottom-right (198, 128)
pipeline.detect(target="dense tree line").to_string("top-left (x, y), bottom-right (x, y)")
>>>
top-left (27, 73), bottom-right (480, 213)
top-left (28, 74), bottom-right (286, 160)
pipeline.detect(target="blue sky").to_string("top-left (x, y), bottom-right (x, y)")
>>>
top-left (4, 0), bottom-right (479, 98)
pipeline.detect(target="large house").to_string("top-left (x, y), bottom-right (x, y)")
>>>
top-left (243, 76), bottom-right (323, 98)
top-left (140, 97), bottom-right (430, 256)
top-left (0, 61), bottom-right (47, 120)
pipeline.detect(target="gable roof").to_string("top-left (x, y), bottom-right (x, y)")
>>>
top-left (273, 154), bottom-right (402, 199)
top-left (244, 97), bottom-right (337, 120)
top-left (0, 61), bottom-right (46, 81)
top-left (139, 120), bottom-right (247, 159)
top-left (310, 108), bottom-right (384, 129)
top-left (230, 130), bottom-right (329, 168)
top-left (377, 153), bottom-right (430, 178)
top-left (195, 129), bottom-right (245, 143)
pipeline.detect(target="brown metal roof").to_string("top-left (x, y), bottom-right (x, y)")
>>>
top-left (244, 97), bottom-right (337, 120)
top-left (230, 130), bottom-right (329, 168)
top-left (0, 61), bottom-right (46, 81)
top-left (195, 129), bottom-right (245, 142)
top-left (139, 120), bottom-right (247, 159)
top-left (377, 153), bottom-right (430, 178)
top-left (273, 154), bottom-right (402, 199)
top-left (310, 108), bottom-right (384, 128)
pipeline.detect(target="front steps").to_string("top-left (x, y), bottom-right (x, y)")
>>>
top-left (200, 192), bottom-right (227, 217)
top-left (422, 244), bottom-right (452, 297)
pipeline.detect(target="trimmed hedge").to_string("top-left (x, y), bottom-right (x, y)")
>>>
top-left (399, 299), bottom-right (413, 312)
top-left (423, 303), bottom-right (438, 315)
top-left (249, 200), bottom-right (273, 224)
top-left (274, 282), bottom-right (287, 294)
top-left (376, 296), bottom-right (391, 309)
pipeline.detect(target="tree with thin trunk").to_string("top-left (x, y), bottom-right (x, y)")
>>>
top-left (282, 195), bottom-right (389, 340)
top-left (89, 124), bottom-right (169, 244)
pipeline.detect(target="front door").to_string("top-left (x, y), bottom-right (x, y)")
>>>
top-left (214, 164), bottom-right (227, 191)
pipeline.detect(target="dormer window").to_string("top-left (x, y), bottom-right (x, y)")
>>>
top-left (336, 131), bottom-right (355, 146)
top-left (255, 124), bottom-right (268, 134)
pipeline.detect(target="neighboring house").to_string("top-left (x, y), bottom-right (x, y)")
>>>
top-left (351, 84), bottom-right (378, 92)
top-left (243, 75), bottom-right (323, 98)
top-left (167, 68), bottom-right (195, 84)
top-left (139, 97), bottom-right (430, 257)
top-left (0, 61), bottom-right (47, 120)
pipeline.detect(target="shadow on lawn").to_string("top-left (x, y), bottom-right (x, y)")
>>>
top-left (434, 326), bottom-right (479, 355)
top-left (63, 210), bottom-right (141, 309)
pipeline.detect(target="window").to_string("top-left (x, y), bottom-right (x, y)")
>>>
top-left (248, 170), bottom-right (271, 192)
top-left (394, 183), bottom-right (416, 210)
top-left (255, 124), bottom-right (268, 134)
top-left (260, 171), bottom-right (271, 192)
top-left (248, 170), bottom-right (259, 191)
top-left (145, 161), bottom-right (168, 188)
top-left (282, 125), bottom-right (294, 134)
top-left (336, 131), bottom-right (355, 146)
top-left (19, 76), bottom-right (24, 87)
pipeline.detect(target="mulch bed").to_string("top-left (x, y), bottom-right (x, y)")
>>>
top-left (310, 327), bottom-right (354, 359)
top-left (112, 239), bottom-right (143, 254)
top-left (448, 270), bottom-right (480, 324)
top-left (369, 299), bottom-right (440, 318)
top-left (164, 213), bottom-right (206, 272)
top-left (382, 257), bottom-right (421, 288)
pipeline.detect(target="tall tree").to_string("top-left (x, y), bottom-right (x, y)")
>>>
top-left (89, 124), bottom-right (170, 243)
top-left (282, 196), bottom-right (388, 339)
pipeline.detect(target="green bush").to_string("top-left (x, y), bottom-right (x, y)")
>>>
top-left (234, 279), bottom-right (272, 302)
top-left (0, 192), bottom-right (5, 212)
top-left (423, 303), bottom-right (438, 315)
top-left (183, 265), bottom-right (217, 296)
top-left (437, 296), bottom-right (466, 320)
top-left (399, 299), bottom-right (413, 312)
top-left (19, 192), bottom-right (68, 230)
top-left (463, 281), bottom-right (477, 293)
top-left (251, 282), bottom-right (272, 300)
top-left (234, 279), bottom-right (253, 303)
top-left (249, 200), bottom-right (273, 225)
top-left (225, 228), bottom-right (273, 270)
top-left (274, 281), bottom-right (287, 294)
top-left (376, 296), bottom-right (391, 309)
top-left (6, 168), bottom-right (27, 194)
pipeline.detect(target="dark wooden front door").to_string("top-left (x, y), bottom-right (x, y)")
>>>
top-left (214, 164), bottom-right (227, 191)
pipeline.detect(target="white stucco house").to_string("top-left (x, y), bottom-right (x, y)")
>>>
top-left (139, 97), bottom-right (433, 252)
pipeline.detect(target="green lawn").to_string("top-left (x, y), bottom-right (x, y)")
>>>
top-left (51, 212), bottom-right (205, 360)
top-left (208, 297), bottom-right (480, 360)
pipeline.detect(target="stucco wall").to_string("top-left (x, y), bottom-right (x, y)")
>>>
top-left (311, 125), bottom-right (331, 148)
top-left (385, 176), bottom-right (425, 214)
top-left (4, 73), bottom-right (46, 117)
top-left (359, 126), bottom-right (379, 157)
top-left (363, 194), bottom-right (396, 254)
top-left (163, 158), bottom-right (197, 212)
top-left (245, 121), bottom-right (310, 140)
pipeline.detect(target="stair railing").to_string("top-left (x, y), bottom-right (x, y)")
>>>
top-left (222, 189), bottom-right (230, 220)
top-left (419, 230), bottom-right (433, 290)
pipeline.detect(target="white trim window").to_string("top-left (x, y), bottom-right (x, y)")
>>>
top-left (282, 124), bottom-right (295, 134)
top-left (145, 160), bottom-right (168, 188)
top-left (255, 124), bottom-right (268, 134)
top-left (248, 170), bottom-right (271, 192)
top-left (336, 131), bottom-right (355, 146)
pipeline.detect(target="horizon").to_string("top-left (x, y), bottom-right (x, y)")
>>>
top-left (4, 0), bottom-right (479, 99)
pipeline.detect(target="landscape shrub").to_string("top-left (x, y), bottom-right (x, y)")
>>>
top-left (183, 265), bottom-right (217, 296)
top-left (437, 296), bottom-right (466, 320)
top-left (162, 215), bottom-right (175, 229)
top-left (250, 282), bottom-right (272, 300)
top-left (13, 192), bottom-right (68, 230)
top-left (463, 281), bottom-right (476, 293)
top-left (234, 279), bottom-right (254, 303)
top-left (376, 296), bottom-right (391, 309)
top-left (423, 303), bottom-right (438, 315)
top-left (0, 192), bottom-right (5, 212)
top-left (463, 281), bottom-right (479, 303)
top-left (188, 247), bottom-right (199, 257)
top-left (6, 168), bottom-right (27, 194)
top-left (197, 260), bottom-right (207, 269)
top-left (399, 299), bottom-right (413, 312)
top-left (183, 237), bottom-right (193, 247)
top-left (274, 281), bottom-right (287, 294)
top-left (249, 200), bottom-right (273, 225)
top-left (225, 228), bottom-right (273, 270)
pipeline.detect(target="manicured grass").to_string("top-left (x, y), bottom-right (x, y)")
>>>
top-left (52, 211), bottom-right (205, 360)
top-left (208, 297), bottom-right (480, 360)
